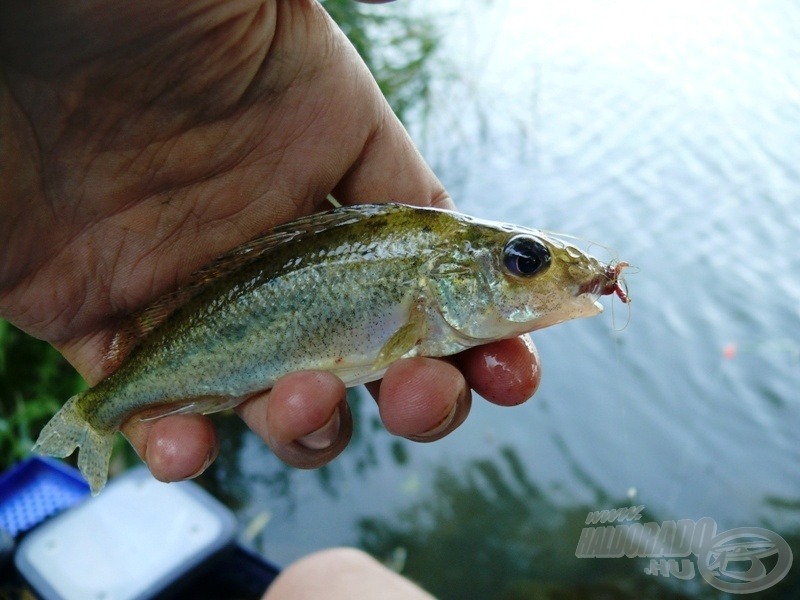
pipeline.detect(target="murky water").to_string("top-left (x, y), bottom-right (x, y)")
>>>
top-left (204, 1), bottom-right (800, 597)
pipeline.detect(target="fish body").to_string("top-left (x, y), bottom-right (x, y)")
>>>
top-left (34, 203), bottom-right (627, 493)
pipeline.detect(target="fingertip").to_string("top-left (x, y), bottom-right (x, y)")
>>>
top-left (377, 357), bottom-right (471, 440)
top-left (458, 336), bottom-right (541, 406)
top-left (271, 398), bottom-right (353, 469)
top-left (236, 370), bottom-right (353, 468)
top-left (124, 414), bottom-right (218, 483)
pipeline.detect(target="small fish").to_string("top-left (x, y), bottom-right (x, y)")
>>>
top-left (34, 203), bottom-right (629, 493)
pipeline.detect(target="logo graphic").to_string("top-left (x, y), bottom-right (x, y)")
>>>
top-left (575, 506), bottom-right (793, 594)
top-left (697, 527), bottom-right (793, 594)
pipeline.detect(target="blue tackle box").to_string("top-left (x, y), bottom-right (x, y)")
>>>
top-left (0, 456), bottom-right (90, 540)
top-left (0, 457), bottom-right (279, 599)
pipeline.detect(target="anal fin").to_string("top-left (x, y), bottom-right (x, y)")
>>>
top-left (136, 395), bottom-right (245, 422)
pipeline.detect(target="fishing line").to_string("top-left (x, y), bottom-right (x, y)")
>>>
top-left (610, 321), bottom-right (638, 503)
top-left (604, 258), bottom-right (637, 502)
top-left (539, 230), bottom-right (621, 264)
top-left (545, 229), bottom-right (636, 332)
top-left (544, 228), bottom-right (638, 498)
top-left (609, 266), bottom-right (636, 332)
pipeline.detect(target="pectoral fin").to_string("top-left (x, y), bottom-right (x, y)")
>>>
top-left (374, 308), bottom-right (426, 371)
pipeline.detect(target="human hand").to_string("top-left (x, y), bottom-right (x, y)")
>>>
top-left (0, 0), bottom-right (540, 483)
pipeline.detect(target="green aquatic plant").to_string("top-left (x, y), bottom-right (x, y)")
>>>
top-left (0, 320), bottom-right (84, 470)
top-left (356, 447), bottom-right (722, 600)
top-left (321, 0), bottom-right (441, 124)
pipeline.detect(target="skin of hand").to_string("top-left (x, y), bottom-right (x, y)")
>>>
top-left (0, 0), bottom-right (540, 483)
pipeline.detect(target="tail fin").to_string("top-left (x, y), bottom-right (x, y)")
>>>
top-left (33, 394), bottom-right (114, 495)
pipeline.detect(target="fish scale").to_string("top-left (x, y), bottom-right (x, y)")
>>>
top-left (33, 203), bottom-right (627, 494)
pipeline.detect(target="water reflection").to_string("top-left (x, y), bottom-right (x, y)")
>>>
top-left (199, 388), bottom-right (800, 598)
top-left (357, 446), bottom-right (800, 599)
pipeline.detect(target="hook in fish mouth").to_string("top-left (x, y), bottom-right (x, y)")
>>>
top-left (580, 261), bottom-right (630, 303)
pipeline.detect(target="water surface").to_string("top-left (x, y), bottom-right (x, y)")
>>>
top-left (205, 1), bottom-right (800, 597)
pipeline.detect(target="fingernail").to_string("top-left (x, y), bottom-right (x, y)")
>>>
top-left (408, 388), bottom-right (469, 443)
top-left (183, 447), bottom-right (217, 481)
top-left (417, 402), bottom-right (457, 439)
top-left (296, 408), bottom-right (341, 451)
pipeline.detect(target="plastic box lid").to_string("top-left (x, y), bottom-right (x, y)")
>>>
top-left (14, 466), bottom-right (237, 600)
top-left (0, 457), bottom-right (89, 538)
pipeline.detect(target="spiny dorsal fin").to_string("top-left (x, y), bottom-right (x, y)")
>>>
top-left (103, 204), bottom-right (401, 370)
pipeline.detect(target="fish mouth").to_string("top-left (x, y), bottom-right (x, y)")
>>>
top-left (579, 261), bottom-right (630, 303)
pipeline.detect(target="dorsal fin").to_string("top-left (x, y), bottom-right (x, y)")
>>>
top-left (103, 204), bottom-right (399, 371)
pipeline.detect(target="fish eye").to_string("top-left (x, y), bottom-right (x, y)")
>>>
top-left (502, 235), bottom-right (552, 278)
